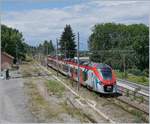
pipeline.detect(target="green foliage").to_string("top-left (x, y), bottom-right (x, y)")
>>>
top-left (42, 40), bottom-right (54, 55)
top-left (128, 68), bottom-right (143, 76)
top-left (127, 68), bottom-right (149, 78)
top-left (59, 24), bottom-right (76, 58)
top-left (140, 76), bottom-right (147, 83)
top-left (124, 71), bottom-right (128, 79)
top-left (115, 71), bottom-right (149, 86)
top-left (128, 75), bottom-right (148, 85)
top-left (143, 68), bottom-right (149, 77)
top-left (1, 24), bottom-right (27, 62)
top-left (88, 23), bottom-right (149, 72)
top-left (138, 96), bottom-right (144, 103)
top-left (29, 40), bottom-right (55, 56)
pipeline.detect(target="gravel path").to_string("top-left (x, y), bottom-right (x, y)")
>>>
top-left (0, 70), bottom-right (37, 123)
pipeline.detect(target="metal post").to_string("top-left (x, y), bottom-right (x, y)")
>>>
top-left (0, 23), bottom-right (1, 73)
top-left (56, 38), bottom-right (59, 76)
top-left (47, 45), bottom-right (48, 56)
top-left (65, 42), bottom-right (67, 59)
top-left (122, 54), bottom-right (126, 79)
top-left (77, 32), bottom-right (80, 91)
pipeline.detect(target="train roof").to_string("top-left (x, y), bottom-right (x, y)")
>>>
top-left (90, 63), bottom-right (111, 69)
top-left (48, 56), bottom-right (112, 69)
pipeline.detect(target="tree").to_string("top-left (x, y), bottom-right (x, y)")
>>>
top-left (49, 40), bottom-right (54, 54)
top-left (88, 23), bottom-right (149, 71)
top-left (1, 24), bottom-right (27, 62)
top-left (133, 35), bottom-right (149, 70)
top-left (36, 40), bottom-right (54, 55)
top-left (59, 24), bottom-right (76, 58)
top-left (43, 40), bottom-right (49, 55)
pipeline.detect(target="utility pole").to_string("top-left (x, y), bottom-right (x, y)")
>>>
top-left (16, 44), bottom-right (18, 64)
top-left (47, 45), bottom-right (48, 56)
top-left (77, 32), bottom-right (80, 91)
top-left (0, 24), bottom-right (1, 74)
top-left (65, 42), bottom-right (67, 59)
top-left (56, 38), bottom-right (59, 76)
top-left (123, 54), bottom-right (126, 78)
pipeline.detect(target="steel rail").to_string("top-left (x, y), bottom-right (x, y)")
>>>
top-left (36, 62), bottom-right (149, 117)
top-left (36, 62), bottom-right (115, 123)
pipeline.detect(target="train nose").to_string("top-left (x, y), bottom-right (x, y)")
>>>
top-left (104, 85), bottom-right (113, 92)
top-left (103, 80), bottom-right (116, 85)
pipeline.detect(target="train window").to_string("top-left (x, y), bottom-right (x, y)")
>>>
top-left (63, 65), bottom-right (68, 72)
top-left (82, 71), bottom-right (88, 81)
top-left (75, 69), bottom-right (78, 75)
top-left (70, 67), bottom-right (73, 73)
top-left (99, 68), bottom-right (112, 80)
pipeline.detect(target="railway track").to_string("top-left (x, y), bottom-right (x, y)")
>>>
top-left (117, 80), bottom-right (149, 108)
top-left (117, 79), bottom-right (149, 93)
top-left (33, 61), bottom-right (149, 122)
top-left (34, 62), bottom-right (114, 123)
top-left (117, 79), bottom-right (149, 97)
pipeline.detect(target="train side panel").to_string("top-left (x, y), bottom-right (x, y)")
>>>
top-left (47, 57), bottom-right (117, 94)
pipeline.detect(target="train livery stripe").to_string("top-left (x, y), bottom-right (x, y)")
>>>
top-left (47, 57), bottom-right (116, 86)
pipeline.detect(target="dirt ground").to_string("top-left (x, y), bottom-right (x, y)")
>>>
top-left (21, 62), bottom-right (108, 123)
top-left (0, 69), bottom-right (38, 123)
top-left (44, 62), bottom-right (149, 123)
top-left (3, 61), bottom-right (146, 123)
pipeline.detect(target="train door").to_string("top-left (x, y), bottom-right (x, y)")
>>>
top-left (82, 69), bottom-right (88, 86)
top-left (68, 65), bottom-right (71, 76)
top-left (87, 71), bottom-right (94, 88)
top-left (79, 70), bottom-right (83, 84)
top-left (70, 67), bottom-right (73, 79)
top-left (87, 71), bottom-right (98, 91)
top-left (92, 74), bottom-right (99, 91)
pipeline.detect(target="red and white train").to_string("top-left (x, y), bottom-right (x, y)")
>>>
top-left (47, 56), bottom-right (117, 94)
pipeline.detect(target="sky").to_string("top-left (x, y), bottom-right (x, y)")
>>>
top-left (1, 0), bottom-right (150, 50)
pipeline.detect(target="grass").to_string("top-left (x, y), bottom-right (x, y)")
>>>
top-left (115, 71), bottom-right (149, 86)
top-left (113, 99), bottom-right (148, 123)
top-left (45, 79), bottom-right (65, 97)
top-left (21, 65), bottom-right (33, 77)
top-left (26, 79), bottom-right (89, 122)
top-left (25, 55), bottom-right (33, 62)
top-left (60, 100), bottom-right (90, 123)
top-left (25, 79), bottom-right (69, 122)
top-left (130, 110), bottom-right (147, 123)
top-left (21, 62), bottom-right (89, 122)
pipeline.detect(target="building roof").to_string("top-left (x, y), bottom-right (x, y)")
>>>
top-left (2, 52), bottom-right (14, 59)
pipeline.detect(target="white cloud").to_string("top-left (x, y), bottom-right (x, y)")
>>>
top-left (2, 0), bottom-right (150, 49)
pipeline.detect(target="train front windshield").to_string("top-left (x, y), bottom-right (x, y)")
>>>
top-left (99, 68), bottom-right (112, 80)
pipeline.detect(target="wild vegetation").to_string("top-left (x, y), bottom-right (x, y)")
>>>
top-left (1, 25), bottom-right (29, 62)
top-left (88, 23), bottom-right (149, 77)
top-left (37, 40), bottom-right (54, 55)
top-left (2, 23), bottom-right (148, 82)
top-left (1, 24), bottom-right (55, 60)
top-left (59, 24), bottom-right (76, 58)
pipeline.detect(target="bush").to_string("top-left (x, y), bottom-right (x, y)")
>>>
top-left (140, 76), bottom-right (147, 83)
top-left (143, 68), bottom-right (149, 77)
top-left (128, 68), bottom-right (143, 76)
top-left (124, 71), bottom-right (128, 78)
